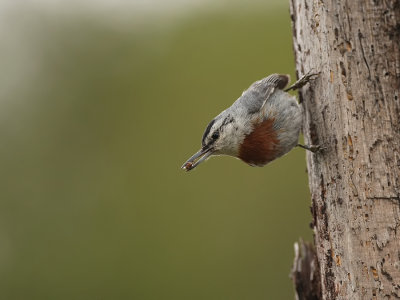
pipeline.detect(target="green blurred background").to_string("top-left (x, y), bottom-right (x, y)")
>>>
top-left (0, 1), bottom-right (312, 299)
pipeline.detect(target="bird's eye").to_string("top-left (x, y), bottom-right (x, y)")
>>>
top-left (211, 131), bottom-right (219, 140)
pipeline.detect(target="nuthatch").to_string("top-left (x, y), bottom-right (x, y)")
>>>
top-left (181, 73), bottom-right (319, 171)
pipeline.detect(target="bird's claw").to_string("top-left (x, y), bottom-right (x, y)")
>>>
top-left (297, 144), bottom-right (325, 153)
top-left (285, 71), bottom-right (320, 92)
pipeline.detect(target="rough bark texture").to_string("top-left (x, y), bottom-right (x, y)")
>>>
top-left (291, 239), bottom-right (322, 300)
top-left (290, 0), bottom-right (400, 299)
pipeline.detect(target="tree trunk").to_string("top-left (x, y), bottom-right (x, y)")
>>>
top-left (289, 0), bottom-right (400, 299)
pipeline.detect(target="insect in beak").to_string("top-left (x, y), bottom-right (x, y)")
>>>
top-left (181, 147), bottom-right (213, 171)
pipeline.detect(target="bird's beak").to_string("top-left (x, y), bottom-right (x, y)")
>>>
top-left (181, 147), bottom-right (213, 171)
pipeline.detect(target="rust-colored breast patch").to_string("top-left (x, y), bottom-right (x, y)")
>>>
top-left (238, 118), bottom-right (280, 166)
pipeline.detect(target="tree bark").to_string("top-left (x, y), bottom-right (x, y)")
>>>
top-left (291, 239), bottom-right (322, 300)
top-left (289, 0), bottom-right (400, 299)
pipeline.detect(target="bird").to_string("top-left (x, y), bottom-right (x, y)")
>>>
top-left (181, 73), bottom-right (319, 171)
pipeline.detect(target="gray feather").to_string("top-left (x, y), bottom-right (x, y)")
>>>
top-left (232, 74), bottom-right (289, 115)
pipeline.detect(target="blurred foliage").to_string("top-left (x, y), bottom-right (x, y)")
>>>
top-left (0, 3), bottom-right (312, 299)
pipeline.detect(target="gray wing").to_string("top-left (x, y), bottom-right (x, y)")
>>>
top-left (236, 74), bottom-right (290, 114)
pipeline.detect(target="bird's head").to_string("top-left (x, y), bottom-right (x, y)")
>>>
top-left (181, 110), bottom-right (249, 171)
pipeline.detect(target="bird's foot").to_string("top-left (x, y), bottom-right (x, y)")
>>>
top-left (297, 144), bottom-right (325, 153)
top-left (285, 71), bottom-right (320, 92)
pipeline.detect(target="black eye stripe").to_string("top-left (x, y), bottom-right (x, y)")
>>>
top-left (221, 115), bottom-right (234, 127)
top-left (202, 119), bottom-right (216, 146)
top-left (201, 115), bottom-right (233, 147)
